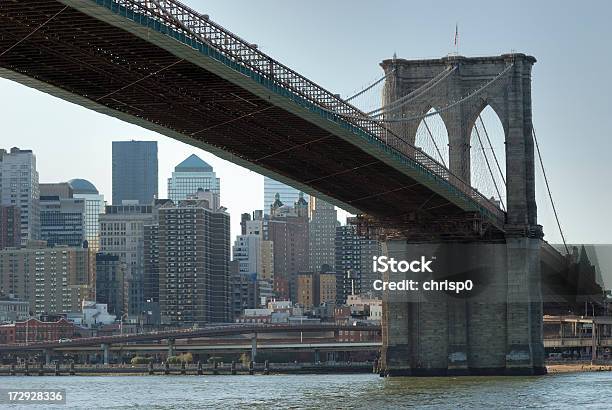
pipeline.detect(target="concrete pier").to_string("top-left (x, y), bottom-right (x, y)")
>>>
top-left (251, 334), bottom-right (257, 361)
top-left (379, 54), bottom-right (544, 377)
top-left (101, 343), bottom-right (110, 365)
top-left (167, 339), bottom-right (175, 357)
top-left (381, 240), bottom-right (545, 376)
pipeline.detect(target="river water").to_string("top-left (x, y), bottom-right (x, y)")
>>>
top-left (1, 372), bottom-right (611, 409)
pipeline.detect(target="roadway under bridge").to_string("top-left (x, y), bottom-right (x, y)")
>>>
top-left (0, 323), bottom-right (381, 365)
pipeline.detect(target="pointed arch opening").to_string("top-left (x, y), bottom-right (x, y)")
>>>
top-left (414, 108), bottom-right (449, 167)
top-left (469, 105), bottom-right (507, 210)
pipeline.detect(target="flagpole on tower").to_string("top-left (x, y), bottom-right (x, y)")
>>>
top-left (454, 23), bottom-right (459, 55)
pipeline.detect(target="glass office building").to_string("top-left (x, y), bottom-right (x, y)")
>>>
top-left (40, 196), bottom-right (85, 247)
top-left (112, 141), bottom-right (158, 205)
top-left (167, 154), bottom-right (220, 203)
top-left (0, 147), bottom-right (40, 244)
top-left (69, 179), bottom-right (105, 252)
top-left (263, 176), bottom-right (309, 215)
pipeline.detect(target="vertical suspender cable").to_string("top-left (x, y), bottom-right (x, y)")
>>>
top-left (533, 128), bottom-right (569, 254)
top-left (474, 123), bottom-right (506, 211)
top-left (423, 118), bottom-right (447, 167)
top-left (478, 115), bottom-right (506, 186)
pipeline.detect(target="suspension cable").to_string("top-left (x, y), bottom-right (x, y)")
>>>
top-left (478, 115), bottom-right (506, 186)
top-left (474, 123), bottom-right (506, 211)
top-left (423, 118), bottom-right (447, 167)
top-left (345, 69), bottom-right (395, 102)
top-left (533, 128), bottom-right (569, 254)
top-left (336, 63), bottom-right (514, 124)
top-left (368, 66), bottom-right (457, 117)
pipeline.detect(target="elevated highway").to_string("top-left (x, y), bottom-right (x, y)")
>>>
top-left (0, 323), bottom-right (380, 352)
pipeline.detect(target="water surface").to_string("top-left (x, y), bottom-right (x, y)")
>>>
top-left (2, 372), bottom-right (611, 409)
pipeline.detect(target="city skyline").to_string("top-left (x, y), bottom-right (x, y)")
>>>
top-left (0, 141), bottom-right (348, 244)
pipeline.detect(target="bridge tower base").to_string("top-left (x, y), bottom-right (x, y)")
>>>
top-left (380, 239), bottom-right (546, 376)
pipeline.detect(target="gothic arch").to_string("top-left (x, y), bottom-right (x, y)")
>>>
top-left (380, 54), bottom-right (537, 226)
top-left (469, 104), bottom-right (507, 208)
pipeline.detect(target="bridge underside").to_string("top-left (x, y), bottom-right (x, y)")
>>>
top-left (0, 0), bottom-right (502, 240)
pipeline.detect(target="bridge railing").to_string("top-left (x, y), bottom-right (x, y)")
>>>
top-left (100, 0), bottom-right (505, 225)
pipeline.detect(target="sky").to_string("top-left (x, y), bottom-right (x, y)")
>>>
top-left (1, 0), bottom-right (611, 244)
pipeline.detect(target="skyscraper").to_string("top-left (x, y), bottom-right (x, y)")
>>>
top-left (308, 197), bottom-right (338, 272)
top-left (232, 210), bottom-right (274, 310)
top-left (268, 193), bottom-right (309, 300)
top-left (0, 206), bottom-right (20, 250)
top-left (231, 234), bottom-right (262, 312)
top-left (335, 225), bottom-right (360, 305)
top-left (157, 193), bottom-right (230, 324)
top-left (69, 179), bottom-right (105, 252)
top-left (167, 154), bottom-right (220, 203)
top-left (99, 202), bottom-right (155, 316)
top-left (40, 195), bottom-right (85, 247)
top-left (142, 199), bottom-right (174, 325)
top-left (95, 253), bottom-right (125, 317)
top-left (246, 210), bottom-right (274, 284)
top-left (0, 148), bottom-right (40, 244)
top-left (335, 223), bottom-right (382, 304)
top-left (143, 223), bottom-right (159, 307)
top-left (112, 141), bottom-right (158, 205)
top-left (233, 234), bottom-right (262, 277)
top-left (263, 176), bottom-right (309, 215)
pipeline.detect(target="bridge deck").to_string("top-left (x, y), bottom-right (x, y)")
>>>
top-left (0, 0), bottom-right (505, 237)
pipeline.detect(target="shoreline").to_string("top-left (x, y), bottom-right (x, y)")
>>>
top-left (546, 363), bottom-right (612, 374)
top-left (0, 363), bottom-right (375, 376)
top-left (2, 363), bottom-right (612, 376)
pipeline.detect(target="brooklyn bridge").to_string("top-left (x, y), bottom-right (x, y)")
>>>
top-left (0, 0), bottom-right (604, 375)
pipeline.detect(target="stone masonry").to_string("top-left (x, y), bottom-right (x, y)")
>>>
top-left (379, 54), bottom-right (545, 376)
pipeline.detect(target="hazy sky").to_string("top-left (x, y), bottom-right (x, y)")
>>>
top-left (1, 0), bottom-right (611, 243)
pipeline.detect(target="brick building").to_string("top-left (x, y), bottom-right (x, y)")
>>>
top-left (0, 317), bottom-right (78, 344)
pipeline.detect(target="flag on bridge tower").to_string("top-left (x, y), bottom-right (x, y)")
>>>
top-left (454, 23), bottom-right (459, 48)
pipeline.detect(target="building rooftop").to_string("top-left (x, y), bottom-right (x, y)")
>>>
top-left (68, 178), bottom-right (99, 194)
top-left (175, 154), bottom-right (213, 172)
top-left (271, 193), bottom-right (284, 209)
top-left (295, 191), bottom-right (308, 207)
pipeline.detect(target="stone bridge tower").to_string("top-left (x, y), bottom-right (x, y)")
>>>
top-left (378, 54), bottom-right (545, 376)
